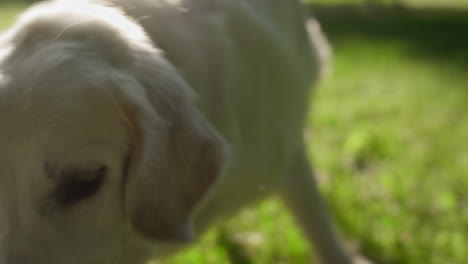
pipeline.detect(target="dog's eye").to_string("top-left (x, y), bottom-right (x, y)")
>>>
top-left (55, 165), bottom-right (107, 206)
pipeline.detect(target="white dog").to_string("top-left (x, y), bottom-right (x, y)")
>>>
top-left (0, 0), bottom-right (351, 263)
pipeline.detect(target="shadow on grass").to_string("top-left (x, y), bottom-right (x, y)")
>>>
top-left (310, 4), bottom-right (468, 72)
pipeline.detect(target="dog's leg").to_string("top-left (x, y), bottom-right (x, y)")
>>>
top-left (280, 147), bottom-right (352, 264)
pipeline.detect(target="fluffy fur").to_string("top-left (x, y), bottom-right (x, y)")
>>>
top-left (0, 0), bottom-right (351, 263)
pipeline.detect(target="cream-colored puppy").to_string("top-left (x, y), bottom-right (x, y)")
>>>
top-left (0, 0), bottom-right (351, 263)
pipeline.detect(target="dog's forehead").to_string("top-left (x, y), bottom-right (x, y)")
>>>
top-left (0, 76), bottom-right (127, 158)
top-left (0, 39), bottom-right (131, 163)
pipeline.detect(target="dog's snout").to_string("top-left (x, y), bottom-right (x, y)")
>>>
top-left (0, 233), bottom-right (16, 264)
top-left (0, 242), bottom-right (5, 264)
top-left (3, 252), bottom-right (22, 264)
top-left (0, 227), bottom-right (19, 264)
top-left (0, 200), bottom-right (40, 264)
top-left (0, 234), bottom-right (51, 264)
top-left (0, 207), bottom-right (13, 264)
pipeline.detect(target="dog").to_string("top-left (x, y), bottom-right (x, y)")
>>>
top-left (0, 0), bottom-right (351, 263)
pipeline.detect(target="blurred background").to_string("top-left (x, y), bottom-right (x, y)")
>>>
top-left (1, 0), bottom-right (467, 263)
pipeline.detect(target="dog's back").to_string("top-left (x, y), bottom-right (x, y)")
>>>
top-left (103, 1), bottom-right (349, 262)
top-left (107, 0), bottom-right (322, 222)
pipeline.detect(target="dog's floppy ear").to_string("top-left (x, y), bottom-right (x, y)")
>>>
top-left (120, 51), bottom-right (228, 242)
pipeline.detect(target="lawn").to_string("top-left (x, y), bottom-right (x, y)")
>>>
top-left (309, 6), bottom-right (468, 264)
top-left (0, 4), bottom-right (28, 27)
top-left (1, 1), bottom-right (467, 264)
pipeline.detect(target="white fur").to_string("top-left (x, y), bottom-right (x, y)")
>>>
top-left (0, 0), bottom-right (350, 263)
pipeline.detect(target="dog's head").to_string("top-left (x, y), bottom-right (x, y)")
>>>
top-left (0, 1), bottom-right (227, 263)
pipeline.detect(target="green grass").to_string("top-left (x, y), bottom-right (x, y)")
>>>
top-left (310, 8), bottom-right (468, 264)
top-left (2, 2), bottom-right (468, 264)
top-left (0, 4), bottom-right (27, 30)
top-left (306, 0), bottom-right (468, 8)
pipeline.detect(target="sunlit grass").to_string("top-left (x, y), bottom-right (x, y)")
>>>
top-left (307, 0), bottom-right (468, 8)
top-left (0, 4), bottom-right (27, 30)
top-left (310, 9), bottom-right (468, 264)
